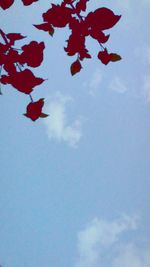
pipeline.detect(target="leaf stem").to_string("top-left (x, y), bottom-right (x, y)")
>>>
top-left (0, 29), bottom-right (9, 45)
top-left (29, 94), bottom-right (34, 102)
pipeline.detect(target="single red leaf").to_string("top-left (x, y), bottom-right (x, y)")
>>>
top-left (40, 112), bottom-right (49, 118)
top-left (20, 41), bottom-right (45, 67)
top-left (24, 98), bottom-right (48, 121)
top-left (110, 53), bottom-right (122, 62)
top-left (70, 60), bottom-right (82, 75)
top-left (85, 7), bottom-right (121, 30)
top-left (0, 0), bottom-right (14, 10)
top-left (98, 49), bottom-right (111, 65)
top-left (34, 23), bottom-right (54, 36)
top-left (6, 33), bottom-right (26, 45)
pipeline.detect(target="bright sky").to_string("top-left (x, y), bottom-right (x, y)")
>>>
top-left (0, 1), bottom-right (150, 267)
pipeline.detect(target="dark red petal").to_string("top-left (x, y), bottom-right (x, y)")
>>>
top-left (21, 0), bottom-right (38, 6)
top-left (24, 98), bottom-right (45, 121)
top-left (98, 49), bottom-right (111, 65)
top-left (20, 41), bottom-right (45, 67)
top-left (86, 7), bottom-right (121, 30)
top-left (70, 60), bottom-right (82, 75)
top-left (0, 0), bottom-right (14, 10)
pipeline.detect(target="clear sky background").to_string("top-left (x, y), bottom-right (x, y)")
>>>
top-left (0, 1), bottom-right (150, 267)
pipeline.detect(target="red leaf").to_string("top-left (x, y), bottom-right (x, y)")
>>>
top-left (65, 31), bottom-right (91, 60)
top-left (90, 28), bottom-right (110, 43)
top-left (0, 75), bottom-right (10, 84)
top-left (85, 7), bottom-right (121, 30)
top-left (4, 69), bottom-right (44, 94)
top-left (20, 41), bottom-right (45, 67)
top-left (40, 113), bottom-right (49, 118)
top-left (3, 49), bottom-right (19, 73)
top-left (24, 98), bottom-right (48, 121)
top-left (63, 0), bottom-right (72, 5)
top-left (0, 0), bottom-right (14, 10)
top-left (43, 4), bottom-right (73, 27)
top-left (6, 33), bottom-right (26, 45)
top-left (76, 0), bottom-right (89, 13)
top-left (110, 53), bottom-right (122, 62)
top-left (21, 0), bottom-right (38, 6)
top-left (70, 60), bottom-right (82, 75)
top-left (98, 49), bottom-right (111, 65)
top-left (33, 23), bottom-right (54, 32)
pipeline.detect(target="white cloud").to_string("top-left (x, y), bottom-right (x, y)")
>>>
top-left (112, 243), bottom-right (150, 267)
top-left (109, 77), bottom-right (127, 94)
top-left (74, 215), bottom-right (150, 267)
top-left (83, 69), bottom-right (103, 96)
top-left (75, 215), bottom-right (138, 267)
top-left (43, 92), bottom-right (82, 147)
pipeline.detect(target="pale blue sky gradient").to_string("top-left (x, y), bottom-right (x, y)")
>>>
top-left (0, 1), bottom-right (150, 267)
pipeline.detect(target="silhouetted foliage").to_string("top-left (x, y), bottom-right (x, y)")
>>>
top-left (0, 0), bottom-right (121, 121)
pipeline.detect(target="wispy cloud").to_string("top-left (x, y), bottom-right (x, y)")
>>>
top-left (109, 77), bottom-right (127, 94)
top-left (74, 215), bottom-right (150, 267)
top-left (43, 92), bottom-right (82, 147)
top-left (112, 243), bottom-right (150, 267)
top-left (83, 68), bottom-right (103, 96)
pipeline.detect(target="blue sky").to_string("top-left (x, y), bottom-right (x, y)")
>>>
top-left (0, 1), bottom-right (150, 267)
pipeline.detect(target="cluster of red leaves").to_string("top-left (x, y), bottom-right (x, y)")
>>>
top-left (34, 0), bottom-right (122, 75)
top-left (1, 0), bottom-right (122, 121)
top-left (0, 29), bottom-right (48, 121)
top-left (0, 0), bottom-right (38, 10)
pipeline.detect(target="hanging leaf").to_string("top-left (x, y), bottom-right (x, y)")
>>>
top-left (24, 98), bottom-right (47, 121)
top-left (70, 60), bottom-right (82, 75)
top-left (110, 53), bottom-right (122, 62)
top-left (98, 49), bottom-right (111, 65)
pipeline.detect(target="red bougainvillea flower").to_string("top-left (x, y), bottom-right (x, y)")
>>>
top-left (24, 98), bottom-right (48, 121)
top-left (0, 69), bottom-right (44, 94)
top-left (98, 48), bottom-right (121, 65)
top-left (20, 41), bottom-right (45, 67)
top-left (43, 4), bottom-right (73, 28)
top-left (98, 49), bottom-right (112, 65)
